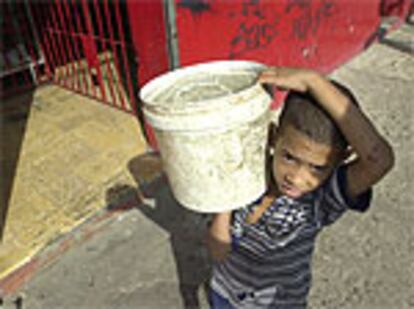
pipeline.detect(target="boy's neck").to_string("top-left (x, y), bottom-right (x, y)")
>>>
top-left (268, 182), bottom-right (282, 200)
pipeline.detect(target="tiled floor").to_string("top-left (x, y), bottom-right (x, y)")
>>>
top-left (0, 85), bottom-right (148, 279)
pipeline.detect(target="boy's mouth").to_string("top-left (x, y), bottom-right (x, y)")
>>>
top-left (279, 182), bottom-right (303, 199)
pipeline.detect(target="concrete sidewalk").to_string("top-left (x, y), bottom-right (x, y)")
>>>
top-left (1, 24), bottom-right (413, 309)
top-left (0, 85), bottom-right (148, 282)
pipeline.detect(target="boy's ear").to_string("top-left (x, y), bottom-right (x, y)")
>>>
top-left (269, 121), bottom-right (279, 140)
top-left (267, 121), bottom-right (279, 152)
top-left (265, 122), bottom-right (278, 192)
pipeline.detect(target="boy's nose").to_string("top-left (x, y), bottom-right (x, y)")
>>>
top-left (285, 168), bottom-right (307, 188)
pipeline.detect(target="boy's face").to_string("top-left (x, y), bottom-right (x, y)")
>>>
top-left (272, 124), bottom-right (342, 199)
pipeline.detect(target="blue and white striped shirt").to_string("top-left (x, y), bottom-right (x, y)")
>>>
top-left (211, 166), bottom-right (372, 308)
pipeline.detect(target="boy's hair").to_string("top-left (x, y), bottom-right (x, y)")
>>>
top-left (278, 80), bottom-right (359, 151)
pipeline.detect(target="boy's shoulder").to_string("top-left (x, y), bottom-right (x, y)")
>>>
top-left (236, 165), bottom-right (372, 227)
top-left (306, 165), bottom-right (372, 226)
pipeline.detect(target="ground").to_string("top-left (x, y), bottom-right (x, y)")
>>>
top-left (1, 24), bottom-right (413, 309)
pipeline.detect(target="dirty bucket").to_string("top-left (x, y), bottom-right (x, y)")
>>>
top-left (140, 60), bottom-right (272, 213)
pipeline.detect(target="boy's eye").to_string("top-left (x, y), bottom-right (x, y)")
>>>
top-left (310, 165), bottom-right (326, 173)
top-left (282, 152), bottom-right (296, 163)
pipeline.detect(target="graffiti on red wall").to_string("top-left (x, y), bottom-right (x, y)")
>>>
top-left (229, 0), bottom-right (280, 58)
top-left (285, 0), bottom-right (335, 40)
top-left (228, 0), bottom-right (336, 59)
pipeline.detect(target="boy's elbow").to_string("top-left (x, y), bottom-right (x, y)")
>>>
top-left (381, 142), bottom-right (395, 175)
top-left (368, 141), bottom-right (395, 177)
top-left (206, 233), bottom-right (232, 262)
top-left (210, 246), bottom-right (231, 262)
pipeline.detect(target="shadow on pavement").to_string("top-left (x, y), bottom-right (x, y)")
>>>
top-left (0, 90), bottom-right (35, 242)
top-left (106, 152), bottom-right (212, 308)
top-left (380, 37), bottom-right (414, 54)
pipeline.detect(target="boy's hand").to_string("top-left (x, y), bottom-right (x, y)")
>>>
top-left (258, 67), bottom-right (318, 92)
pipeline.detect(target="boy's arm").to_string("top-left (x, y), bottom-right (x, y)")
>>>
top-left (260, 68), bottom-right (395, 199)
top-left (206, 211), bottom-right (232, 262)
top-left (307, 73), bottom-right (394, 199)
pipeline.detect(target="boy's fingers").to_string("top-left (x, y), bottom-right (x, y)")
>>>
top-left (258, 76), bottom-right (289, 91)
top-left (258, 67), bottom-right (290, 83)
top-left (259, 69), bottom-right (279, 78)
top-left (258, 73), bottom-right (282, 84)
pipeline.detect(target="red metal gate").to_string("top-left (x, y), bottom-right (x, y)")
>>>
top-left (2, 1), bottom-right (170, 149)
top-left (27, 1), bottom-right (142, 115)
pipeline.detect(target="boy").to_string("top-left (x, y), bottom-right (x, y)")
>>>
top-left (206, 67), bottom-right (394, 308)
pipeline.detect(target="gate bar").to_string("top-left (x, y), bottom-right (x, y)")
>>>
top-left (92, 0), bottom-right (117, 105)
top-left (61, 1), bottom-right (89, 94)
top-left (49, 2), bottom-right (71, 87)
top-left (102, 0), bottom-right (127, 109)
top-left (81, 0), bottom-right (107, 102)
top-left (55, 1), bottom-right (80, 92)
top-left (113, 1), bottom-right (137, 113)
top-left (72, 0), bottom-right (96, 97)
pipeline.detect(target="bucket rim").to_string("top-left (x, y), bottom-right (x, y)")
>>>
top-left (139, 60), bottom-right (267, 113)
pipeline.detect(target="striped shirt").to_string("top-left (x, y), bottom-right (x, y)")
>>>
top-left (211, 165), bottom-right (372, 308)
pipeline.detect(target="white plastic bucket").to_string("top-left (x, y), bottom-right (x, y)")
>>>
top-left (140, 60), bottom-right (272, 213)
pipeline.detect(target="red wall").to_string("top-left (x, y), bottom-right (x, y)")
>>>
top-left (174, 0), bottom-right (410, 73)
top-left (127, 1), bottom-right (170, 86)
top-left (127, 1), bottom-right (170, 147)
